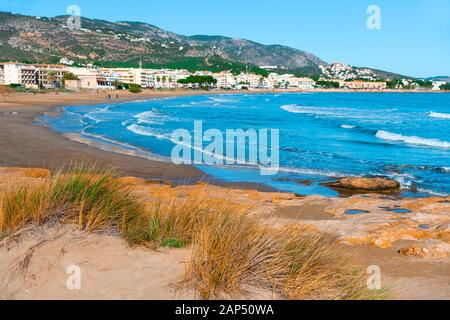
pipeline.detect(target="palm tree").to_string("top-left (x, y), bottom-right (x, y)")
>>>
top-left (47, 71), bottom-right (58, 88)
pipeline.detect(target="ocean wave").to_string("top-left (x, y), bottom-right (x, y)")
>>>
top-left (281, 104), bottom-right (366, 118)
top-left (281, 104), bottom-right (405, 125)
top-left (341, 124), bottom-right (356, 129)
top-left (381, 172), bottom-right (415, 188)
top-left (84, 112), bottom-right (104, 123)
top-left (375, 130), bottom-right (450, 149)
top-left (66, 111), bottom-right (88, 126)
top-left (127, 124), bottom-right (169, 140)
top-left (281, 104), bottom-right (330, 115)
top-left (276, 166), bottom-right (349, 178)
top-left (134, 109), bottom-right (178, 125)
top-left (429, 111), bottom-right (450, 119)
top-left (416, 188), bottom-right (449, 197)
top-left (209, 97), bottom-right (238, 103)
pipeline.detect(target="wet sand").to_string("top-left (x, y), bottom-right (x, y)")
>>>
top-left (0, 90), bottom-right (210, 180)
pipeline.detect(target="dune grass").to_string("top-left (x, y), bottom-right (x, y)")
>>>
top-left (0, 165), bottom-right (145, 238)
top-left (186, 208), bottom-right (385, 300)
top-left (0, 165), bottom-right (387, 300)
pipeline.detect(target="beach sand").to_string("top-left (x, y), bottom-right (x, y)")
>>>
top-left (0, 90), bottom-right (208, 180)
top-left (1, 90), bottom-right (450, 300)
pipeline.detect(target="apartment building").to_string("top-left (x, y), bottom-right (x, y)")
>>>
top-left (35, 65), bottom-right (65, 89)
top-left (0, 62), bottom-right (67, 89)
top-left (1, 62), bottom-right (39, 88)
top-left (288, 77), bottom-right (316, 89)
top-left (338, 80), bottom-right (387, 90)
top-left (113, 68), bottom-right (138, 85)
top-left (236, 73), bottom-right (262, 89)
top-left (213, 72), bottom-right (236, 89)
top-left (67, 67), bottom-right (117, 90)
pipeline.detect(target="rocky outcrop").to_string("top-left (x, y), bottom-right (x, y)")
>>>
top-left (323, 177), bottom-right (400, 195)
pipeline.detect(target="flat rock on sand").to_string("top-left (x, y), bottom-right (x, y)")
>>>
top-left (0, 225), bottom-right (194, 300)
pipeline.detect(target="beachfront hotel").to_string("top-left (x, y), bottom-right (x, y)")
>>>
top-left (0, 62), bottom-right (65, 89)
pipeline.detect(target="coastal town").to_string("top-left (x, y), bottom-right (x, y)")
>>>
top-left (0, 60), bottom-right (448, 92)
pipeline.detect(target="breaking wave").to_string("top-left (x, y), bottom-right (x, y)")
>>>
top-left (127, 124), bottom-right (169, 140)
top-left (429, 111), bottom-right (450, 119)
top-left (375, 130), bottom-right (450, 149)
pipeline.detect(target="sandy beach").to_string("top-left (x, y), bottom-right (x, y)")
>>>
top-left (1, 90), bottom-right (450, 300)
top-left (0, 90), bottom-right (209, 180)
top-left (0, 89), bottom-right (298, 189)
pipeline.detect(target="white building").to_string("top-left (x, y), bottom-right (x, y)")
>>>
top-left (289, 77), bottom-right (316, 89)
top-left (236, 73), bottom-right (263, 89)
top-left (2, 63), bottom-right (23, 85)
top-left (213, 72), bottom-right (236, 89)
top-left (432, 81), bottom-right (446, 91)
top-left (1, 62), bottom-right (40, 88)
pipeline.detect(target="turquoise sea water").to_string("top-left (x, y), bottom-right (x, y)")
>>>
top-left (40, 92), bottom-right (450, 197)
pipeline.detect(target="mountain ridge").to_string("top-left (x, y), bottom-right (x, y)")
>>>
top-left (0, 11), bottom-right (407, 78)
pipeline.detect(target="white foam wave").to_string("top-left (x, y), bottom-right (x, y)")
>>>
top-left (209, 97), bottom-right (237, 103)
top-left (84, 113), bottom-right (103, 123)
top-left (281, 104), bottom-right (405, 124)
top-left (134, 109), bottom-right (178, 125)
top-left (127, 124), bottom-right (168, 140)
top-left (416, 188), bottom-right (449, 197)
top-left (341, 124), bottom-right (356, 129)
top-left (276, 167), bottom-right (348, 178)
top-left (429, 111), bottom-right (450, 119)
top-left (281, 104), bottom-right (358, 117)
top-left (376, 130), bottom-right (450, 149)
top-left (382, 173), bottom-right (415, 188)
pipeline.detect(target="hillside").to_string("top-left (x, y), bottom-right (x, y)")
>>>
top-left (0, 11), bottom-right (405, 78)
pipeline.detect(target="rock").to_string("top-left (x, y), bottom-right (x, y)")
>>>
top-left (323, 177), bottom-right (400, 194)
top-left (398, 241), bottom-right (450, 258)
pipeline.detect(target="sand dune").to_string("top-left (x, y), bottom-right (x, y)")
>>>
top-left (0, 224), bottom-right (193, 300)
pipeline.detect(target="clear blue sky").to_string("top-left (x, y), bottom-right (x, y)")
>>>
top-left (1, 0), bottom-right (449, 77)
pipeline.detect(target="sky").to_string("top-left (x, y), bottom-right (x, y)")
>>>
top-left (0, 0), bottom-right (449, 77)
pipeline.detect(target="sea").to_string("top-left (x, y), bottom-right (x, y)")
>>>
top-left (39, 92), bottom-right (450, 197)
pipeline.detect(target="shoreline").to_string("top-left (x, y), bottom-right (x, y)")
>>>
top-left (0, 89), bottom-right (289, 191)
top-left (1, 90), bottom-right (450, 300)
top-left (0, 90), bottom-right (206, 181)
top-left (1, 89), bottom-right (447, 196)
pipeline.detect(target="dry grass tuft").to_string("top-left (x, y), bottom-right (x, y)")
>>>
top-left (185, 206), bottom-right (386, 300)
top-left (0, 165), bottom-right (145, 238)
